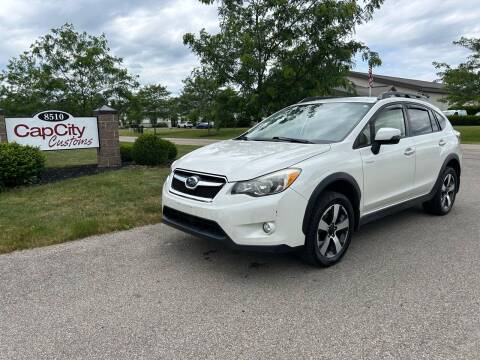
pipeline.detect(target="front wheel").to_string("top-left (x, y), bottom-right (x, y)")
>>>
top-left (302, 191), bottom-right (354, 267)
top-left (423, 167), bottom-right (458, 215)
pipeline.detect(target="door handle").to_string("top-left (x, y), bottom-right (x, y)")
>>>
top-left (404, 147), bottom-right (415, 156)
top-left (439, 139), bottom-right (446, 146)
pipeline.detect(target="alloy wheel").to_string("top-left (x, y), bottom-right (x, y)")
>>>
top-left (441, 173), bottom-right (456, 212)
top-left (317, 204), bottom-right (350, 259)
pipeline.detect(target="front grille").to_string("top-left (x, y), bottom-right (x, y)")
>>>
top-left (163, 206), bottom-right (228, 241)
top-left (170, 169), bottom-right (226, 201)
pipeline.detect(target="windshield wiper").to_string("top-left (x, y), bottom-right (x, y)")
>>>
top-left (235, 134), bottom-right (249, 140)
top-left (271, 136), bottom-right (314, 144)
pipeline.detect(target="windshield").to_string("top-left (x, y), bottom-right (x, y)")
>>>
top-left (243, 102), bottom-right (373, 143)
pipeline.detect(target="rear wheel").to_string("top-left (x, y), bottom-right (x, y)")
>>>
top-left (302, 191), bottom-right (354, 267)
top-left (423, 167), bottom-right (458, 215)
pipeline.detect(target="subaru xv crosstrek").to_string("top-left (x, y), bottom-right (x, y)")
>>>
top-left (162, 93), bottom-right (462, 267)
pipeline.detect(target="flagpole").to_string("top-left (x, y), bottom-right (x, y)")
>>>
top-left (368, 64), bottom-right (373, 97)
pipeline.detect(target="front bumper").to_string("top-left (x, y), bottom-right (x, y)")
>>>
top-left (161, 175), bottom-right (308, 249)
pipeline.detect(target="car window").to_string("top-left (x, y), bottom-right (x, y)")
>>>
top-left (434, 110), bottom-right (447, 130)
top-left (431, 119), bottom-right (440, 131)
top-left (356, 124), bottom-right (371, 147)
top-left (407, 108), bottom-right (433, 136)
top-left (355, 106), bottom-right (405, 148)
top-left (245, 102), bottom-right (373, 143)
top-left (374, 108), bottom-right (406, 137)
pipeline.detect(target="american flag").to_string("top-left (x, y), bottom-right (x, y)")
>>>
top-left (368, 65), bottom-right (374, 88)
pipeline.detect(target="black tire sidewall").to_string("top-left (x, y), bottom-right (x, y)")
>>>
top-left (304, 191), bottom-right (355, 267)
top-left (433, 167), bottom-right (458, 215)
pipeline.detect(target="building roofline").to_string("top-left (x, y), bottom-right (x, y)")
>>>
top-left (349, 71), bottom-right (449, 94)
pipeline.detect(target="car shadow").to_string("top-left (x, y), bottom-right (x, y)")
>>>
top-left (157, 205), bottom-right (437, 281)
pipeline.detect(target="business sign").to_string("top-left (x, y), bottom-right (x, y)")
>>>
top-left (5, 110), bottom-right (99, 151)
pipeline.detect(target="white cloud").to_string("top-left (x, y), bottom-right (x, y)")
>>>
top-left (354, 0), bottom-right (480, 80)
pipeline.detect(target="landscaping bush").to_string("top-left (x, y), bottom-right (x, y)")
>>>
top-left (120, 143), bottom-right (134, 162)
top-left (162, 139), bottom-right (178, 160)
top-left (132, 134), bottom-right (170, 165)
top-left (0, 143), bottom-right (45, 190)
top-left (447, 115), bottom-right (480, 126)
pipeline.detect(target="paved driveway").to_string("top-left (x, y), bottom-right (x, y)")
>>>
top-left (1, 152), bottom-right (480, 359)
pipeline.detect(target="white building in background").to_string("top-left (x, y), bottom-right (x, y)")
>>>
top-left (335, 71), bottom-right (450, 110)
top-left (140, 118), bottom-right (172, 128)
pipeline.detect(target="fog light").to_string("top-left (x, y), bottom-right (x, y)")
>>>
top-left (263, 222), bottom-right (276, 234)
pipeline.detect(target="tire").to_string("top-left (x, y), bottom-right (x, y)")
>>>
top-left (423, 167), bottom-right (458, 215)
top-left (302, 191), bottom-right (354, 267)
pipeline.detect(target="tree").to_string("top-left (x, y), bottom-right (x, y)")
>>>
top-left (434, 37), bottom-right (480, 106)
top-left (178, 70), bottom-right (219, 125)
top-left (0, 23), bottom-right (138, 116)
top-left (184, 0), bottom-right (383, 119)
top-left (212, 88), bottom-right (242, 129)
top-left (137, 84), bottom-right (171, 133)
top-left (167, 97), bottom-right (181, 127)
top-left (177, 70), bottom-right (242, 131)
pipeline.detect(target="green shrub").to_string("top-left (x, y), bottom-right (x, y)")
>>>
top-left (0, 143), bottom-right (45, 190)
top-left (132, 134), bottom-right (169, 165)
top-left (161, 139), bottom-right (177, 160)
top-left (120, 143), bottom-right (134, 162)
top-left (447, 115), bottom-right (480, 126)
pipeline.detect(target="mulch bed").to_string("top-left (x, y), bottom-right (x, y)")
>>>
top-left (41, 164), bottom-right (128, 184)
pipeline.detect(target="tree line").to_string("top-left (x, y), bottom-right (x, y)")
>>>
top-left (1, 1), bottom-right (477, 130)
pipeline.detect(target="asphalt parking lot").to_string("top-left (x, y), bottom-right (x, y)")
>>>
top-left (1, 149), bottom-right (480, 359)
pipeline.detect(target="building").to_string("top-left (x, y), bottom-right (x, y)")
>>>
top-left (140, 118), bottom-right (172, 128)
top-left (335, 71), bottom-right (450, 110)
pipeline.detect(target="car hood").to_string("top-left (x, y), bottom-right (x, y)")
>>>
top-left (174, 140), bottom-right (331, 182)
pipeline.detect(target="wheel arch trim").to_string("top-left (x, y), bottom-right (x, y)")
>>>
top-left (302, 172), bottom-right (361, 235)
top-left (432, 153), bottom-right (461, 194)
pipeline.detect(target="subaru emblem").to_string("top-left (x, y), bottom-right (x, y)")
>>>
top-left (185, 175), bottom-right (200, 190)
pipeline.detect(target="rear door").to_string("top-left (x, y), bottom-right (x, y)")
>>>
top-left (406, 105), bottom-right (443, 196)
top-left (356, 104), bottom-right (416, 213)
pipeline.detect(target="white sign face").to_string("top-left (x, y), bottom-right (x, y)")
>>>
top-left (5, 110), bottom-right (99, 151)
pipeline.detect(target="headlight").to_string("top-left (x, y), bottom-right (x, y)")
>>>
top-left (232, 169), bottom-right (301, 197)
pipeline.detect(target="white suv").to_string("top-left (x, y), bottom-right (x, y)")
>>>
top-left (162, 93), bottom-right (462, 267)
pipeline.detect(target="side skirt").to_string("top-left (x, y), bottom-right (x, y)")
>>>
top-left (358, 194), bottom-right (432, 228)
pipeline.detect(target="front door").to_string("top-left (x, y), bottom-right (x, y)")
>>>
top-left (356, 105), bottom-right (416, 214)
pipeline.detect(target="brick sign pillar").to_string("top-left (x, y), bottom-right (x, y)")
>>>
top-left (93, 105), bottom-right (121, 168)
top-left (0, 109), bottom-right (6, 143)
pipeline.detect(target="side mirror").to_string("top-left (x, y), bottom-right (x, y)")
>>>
top-left (372, 128), bottom-right (401, 155)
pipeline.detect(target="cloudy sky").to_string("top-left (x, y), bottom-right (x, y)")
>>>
top-left (0, 0), bottom-right (479, 94)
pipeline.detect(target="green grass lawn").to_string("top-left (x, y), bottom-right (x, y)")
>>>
top-left (119, 127), bottom-right (248, 140)
top-left (44, 148), bottom-right (97, 168)
top-left (0, 167), bottom-right (169, 254)
top-left (0, 144), bottom-right (201, 254)
top-left (453, 126), bottom-right (480, 144)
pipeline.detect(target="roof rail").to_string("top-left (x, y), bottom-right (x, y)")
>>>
top-left (298, 96), bottom-right (338, 103)
top-left (379, 91), bottom-right (428, 100)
